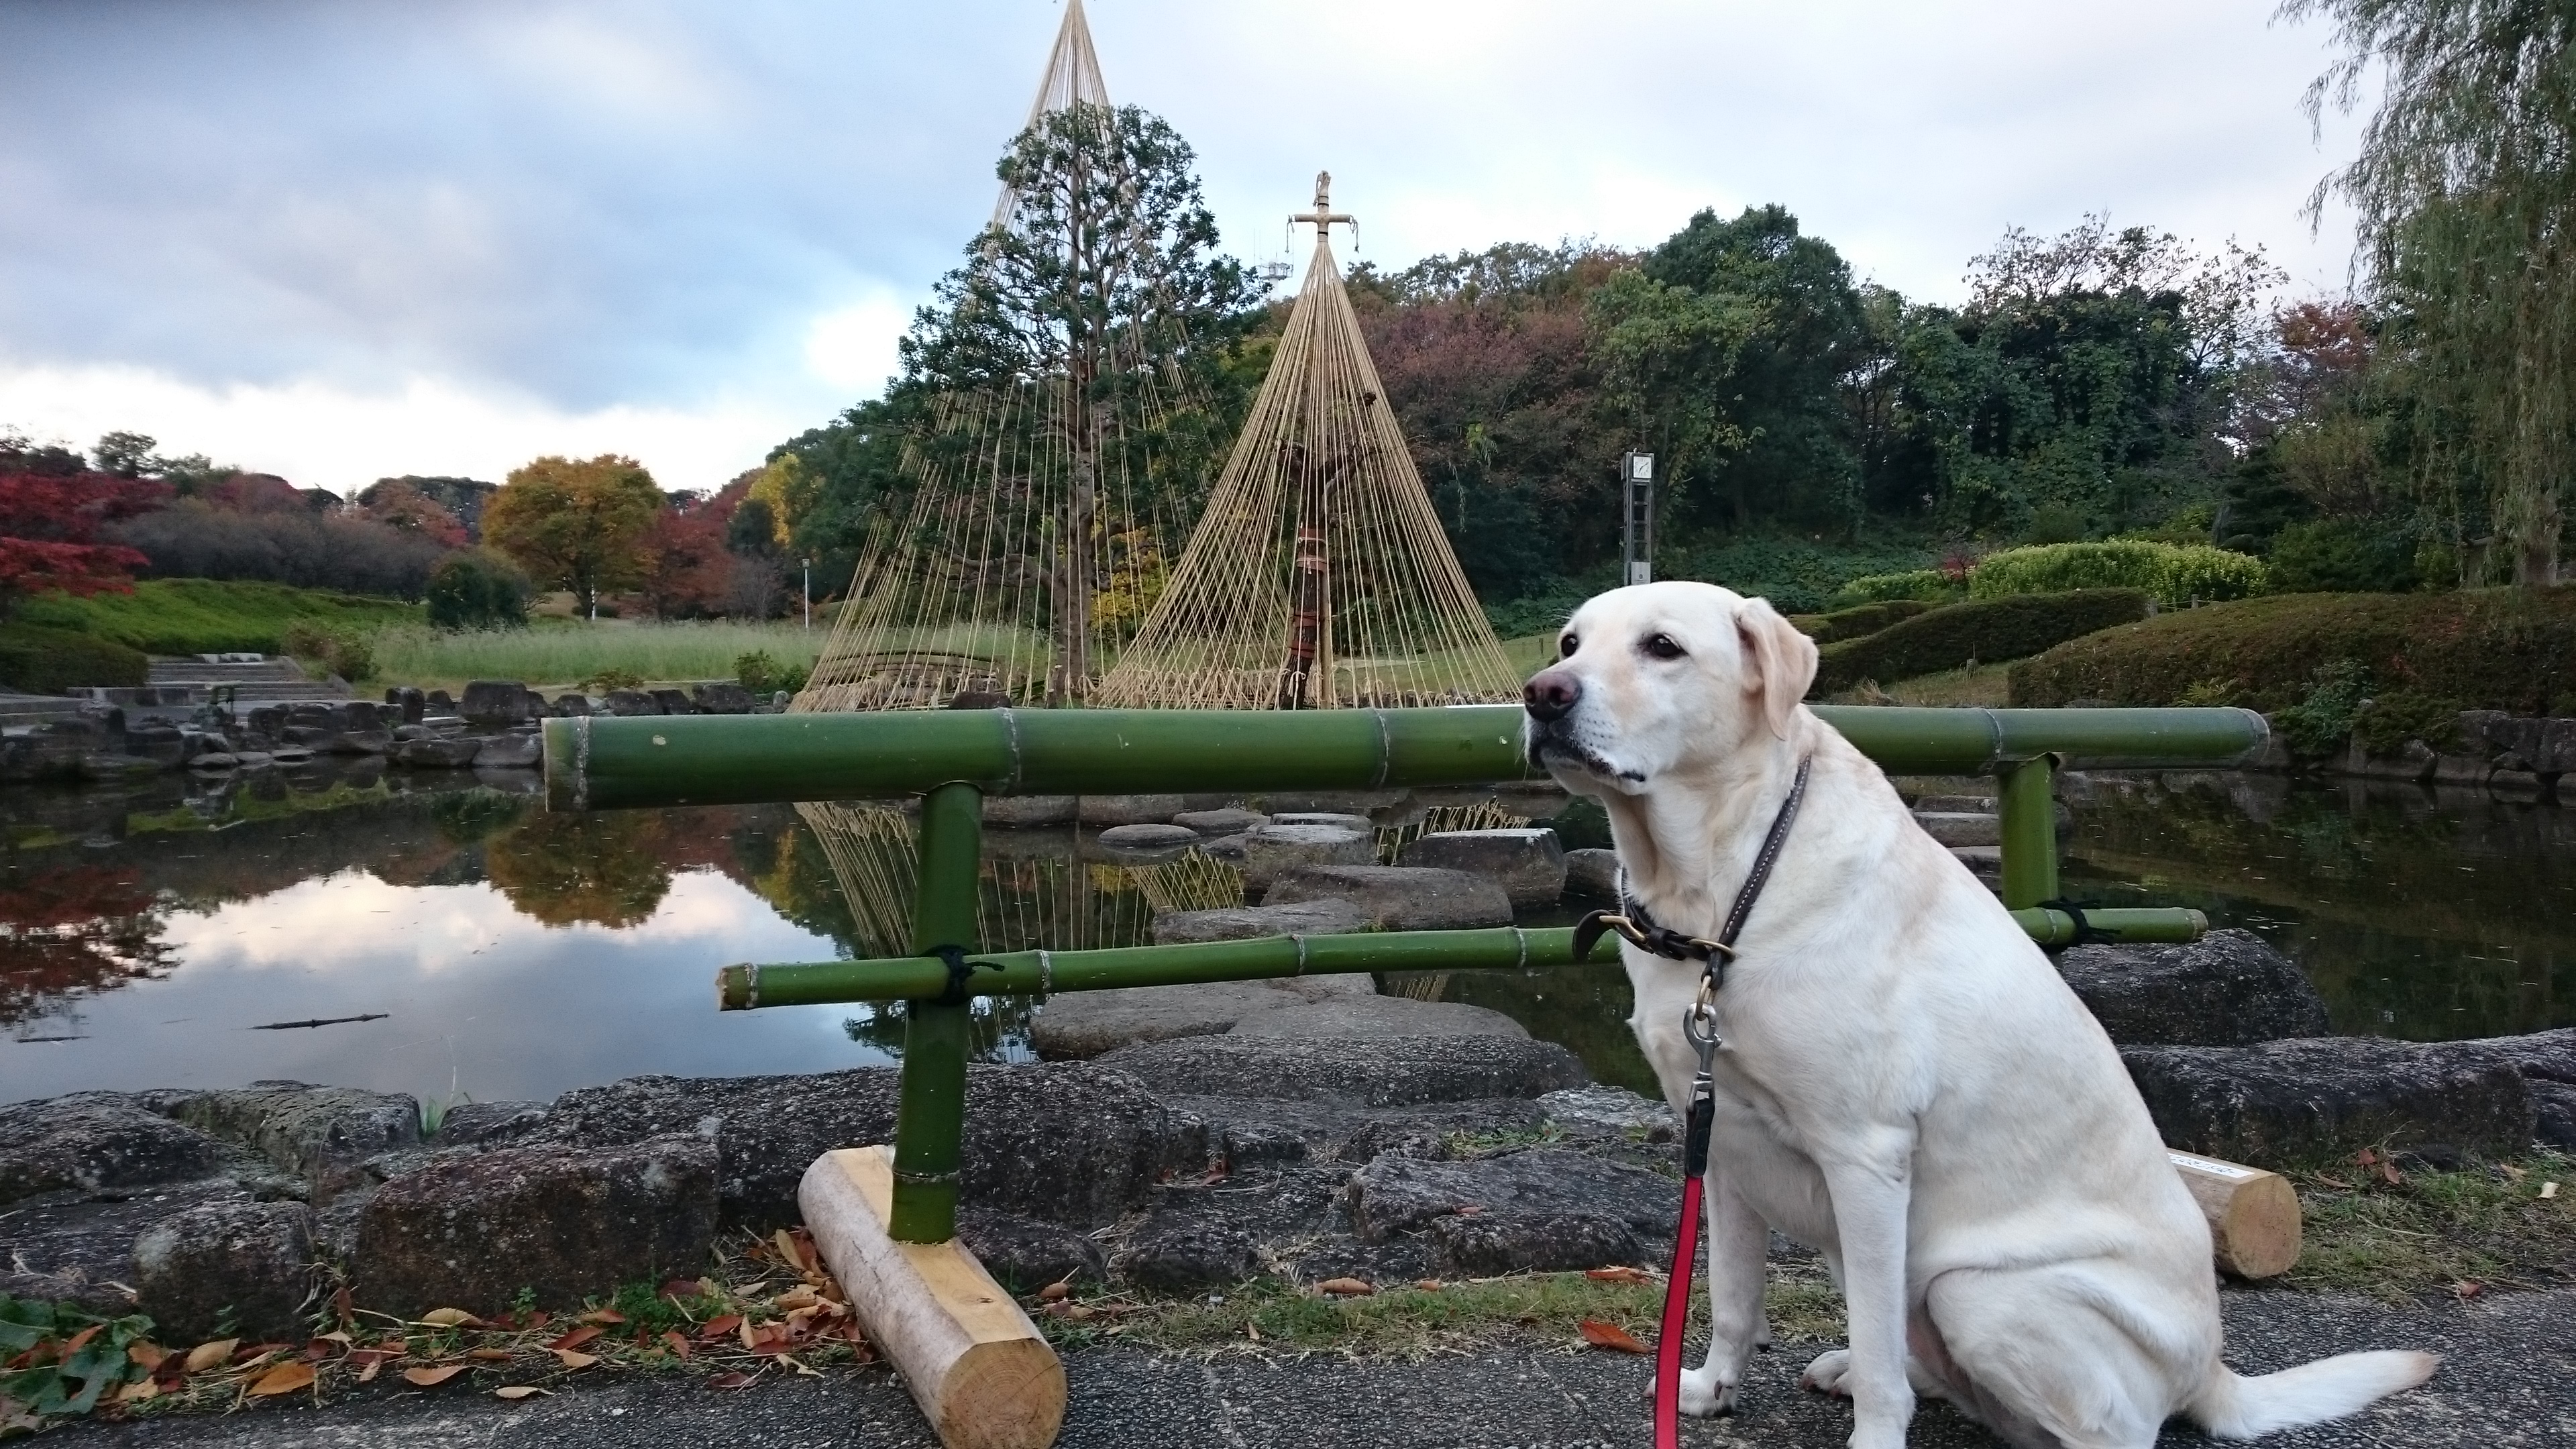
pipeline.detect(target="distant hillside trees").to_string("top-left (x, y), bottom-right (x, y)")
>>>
top-left (0, 433), bottom-right (163, 620)
top-left (482, 454), bottom-right (664, 619)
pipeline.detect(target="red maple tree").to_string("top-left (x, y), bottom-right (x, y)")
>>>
top-left (0, 469), bottom-right (168, 618)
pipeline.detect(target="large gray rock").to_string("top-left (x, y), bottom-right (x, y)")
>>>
top-left (2462, 1028), bottom-right (2576, 1148)
top-left (472, 732), bottom-right (542, 769)
top-left (983, 795), bottom-right (1078, 826)
top-left (520, 1063), bottom-right (1197, 1228)
top-left (174, 1081), bottom-right (419, 1196)
top-left (1564, 848), bottom-right (1621, 901)
top-left (1263, 865), bottom-right (1513, 930)
top-left (1095, 822), bottom-right (1198, 849)
top-left (1110, 1218), bottom-right (1262, 1292)
top-left (1238, 823), bottom-right (1376, 890)
top-left (692, 682), bottom-right (755, 714)
top-left (1095, 1034), bottom-right (1587, 1108)
top-left (2055, 929), bottom-right (2330, 1046)
top-left (602, 689), bottom-right (661, 717)
top-left (354, 1134), bottom-right (718, 1316)
top-left (1269, 812), bottom-right (1373, 832)
top-left (1539, 1085), bottom-right (1674, 1142)
top-left (0, 1180), bottom-right (246, 1317)
top-left (1173, 1096), bottom-right (1547, 1169)
top-left (2121, 1037), bottom-right (2534, 1167)
top-left (460, 680), bottom-right (535, 729)
top-left (0, 1091), bottom-right (225, 1204)
top-left (1398, 828), bottom-right (1566, 908)
top-left (957, 1208), bottom-right (1106, 1291)
top-left (394, 736), bottom-right (482, 769)
top-left (2467, 713), bottom-right (2576, 773)
top-left (1915, 812), bottom-right (2002, 847)
top-left (1150, 898), bottom-right (1364, 945)
top-left (1228, 996), bottom-right (1530, 1042)
top-left (1344, 1148), bottom-right (1673, 1274)
top-left (649, 688), bottom-right (696, 716)
top-left (1078, 794), bottom-right (1193, 827)
top-left (1173, 807), bottom-right (1266, 837)
top-left (431, 1100), bottom-right (551, 1146)
top-left (133, 1199), bottom-right (316, 1342)
top-left (1029, 975), bottom-right (1373, 1060)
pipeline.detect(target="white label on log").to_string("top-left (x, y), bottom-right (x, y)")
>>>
top-left (2168, 1152), bottom-right (2253, 1179)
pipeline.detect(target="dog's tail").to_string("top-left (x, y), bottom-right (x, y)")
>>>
top-left (2186, 1350), bottom-right (2438, 1439)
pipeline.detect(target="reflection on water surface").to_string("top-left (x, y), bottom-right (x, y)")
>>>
top-left (1, 763), bottom-right (2568, 1108)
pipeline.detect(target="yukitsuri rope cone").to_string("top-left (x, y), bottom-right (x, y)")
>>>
top-left (795, 0), bottom-right (1203, 714)
top-left (1094, 175), bottom-right (1520, 710)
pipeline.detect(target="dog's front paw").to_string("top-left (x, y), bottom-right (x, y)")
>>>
top-left (1677, 1366), bottom-right (1738, 1417)
top-left (1799, 1348), bottom-right (1852, 1396)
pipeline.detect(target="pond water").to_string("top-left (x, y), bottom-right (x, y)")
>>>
top-left (2, 761), bottom-right (2569, 1108)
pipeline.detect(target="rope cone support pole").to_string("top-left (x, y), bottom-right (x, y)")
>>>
top-left (890, 781), bottom-right (983, 1244)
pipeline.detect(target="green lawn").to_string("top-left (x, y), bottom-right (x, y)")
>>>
top-left (371, 619), bottom-right (830, 694)
top-left (19, 580), bottom-right (420, 655)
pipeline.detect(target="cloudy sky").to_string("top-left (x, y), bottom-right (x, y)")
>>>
top-left (0, 0), bottom-right (2371, 496)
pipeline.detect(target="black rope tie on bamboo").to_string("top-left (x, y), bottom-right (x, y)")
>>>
top-left (926, 945), bottom-right (998, 1007)
top-left (2036, 899), bottom-right (2118, 953)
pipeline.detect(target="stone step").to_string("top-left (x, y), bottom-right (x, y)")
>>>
top-left (1915, 811), bottom-right (2002, 847)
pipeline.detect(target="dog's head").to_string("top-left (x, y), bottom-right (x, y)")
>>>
top-left (1521, 582), bottom-right (1818, 793)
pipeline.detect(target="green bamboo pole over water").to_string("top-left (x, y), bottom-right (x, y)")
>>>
top-left (886, 782), bottom-right (981, 1245)
top-left (543, 706), bottom-right (2269, 812)
top-left (1998, 755), bottom-right (2061, 910)
top-left (713, 908), bottom-right (2211, 1012)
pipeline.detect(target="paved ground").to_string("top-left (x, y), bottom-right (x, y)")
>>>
top-left (62, 1286), bottom-right (2574, 1448)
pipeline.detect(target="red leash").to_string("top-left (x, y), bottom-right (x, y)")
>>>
top-left (1654, 1079), bottom-right (1716, 1449)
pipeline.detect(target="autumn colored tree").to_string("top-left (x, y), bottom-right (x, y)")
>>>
top-left (0, 468), bottom-right (166, 619)
top-left (637, 488), bottom-right (737, 619)
top-left (482, 454), bottom-right (663, 619)
top-left (482, 812), bottom-right (675, 928)
top-left (0, 865), bottom-right (174, 1026)
top-left (356, 479), bottom-right (469, 547)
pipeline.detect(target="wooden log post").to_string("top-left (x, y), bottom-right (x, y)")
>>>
top-left (801, 1146), bottom-right (1065, 1449)
top-left (2169, 1150), bottom-right (2302, 1279)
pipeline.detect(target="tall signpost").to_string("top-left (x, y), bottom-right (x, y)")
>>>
top-left (1621, 451), bottom-right (1654, 586)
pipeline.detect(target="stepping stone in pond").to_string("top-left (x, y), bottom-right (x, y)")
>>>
top-left (1095, 822), bottom-right (1199, 849)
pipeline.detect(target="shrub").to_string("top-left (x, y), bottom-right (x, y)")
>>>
top-left (1787, 598), bottom-right (1935, 645)
top-left (2355, 689), bottom-right (2463, 755)
top-left (2267, 519), bottom-right (2421, 594)
top-left (1828, 569), bottom-right (1966, 608)
top-left (0, 623), bottom-right (148, 693)
top-left (2006, 588), bottom-right (2576, 715)
top-left (425, 549), bottom-right (532, 630)
top-left (111, 498), bottom-right (450, 598)
top-left (280, 621), bottom-right (378, 683)
top-left (734, 649), bottom-right (810, 696)
top-left (1811, 589), bottom-right (2154, 696)
top-left (13, 578), bottom-right (418, 655)
top-left (2271, 659), bottom-right (2370, 757)
top-left (1968, 541), bottom-right (2268, 610)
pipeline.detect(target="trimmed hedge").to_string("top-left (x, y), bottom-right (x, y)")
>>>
top-left (1811, 589), bottom-right (2154, 696)
top-left (1827, 569), bottom-right (1966, 608)
top-left (15, 579), bottom-right (419, 655)
top-left (1968, 541), bottom-right (2268, 610)
top-left (2007, 588), bottom-right (2576, 716)
top-left (0, 623), bottom-right (150, 694)
top-left (1788, 598), bottom-right (1935, 645)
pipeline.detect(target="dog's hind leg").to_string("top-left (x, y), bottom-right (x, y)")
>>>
top-left (1919, 1268), bottom-right (2178, 1449)
top-left (1678, 1163), bottom-right (1771, 1416)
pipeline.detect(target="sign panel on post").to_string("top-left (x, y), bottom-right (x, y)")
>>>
top-left (1621, 451), bottom-right (1654, 586)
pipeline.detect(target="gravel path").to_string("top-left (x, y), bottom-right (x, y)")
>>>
top-left (61, 1285), bottom-right (2574, 1448)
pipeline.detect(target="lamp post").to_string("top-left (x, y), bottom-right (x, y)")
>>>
top-left (1620, 451), bottom-right (1654, 586)
top-left (802, 558), bottom-right (812, 630)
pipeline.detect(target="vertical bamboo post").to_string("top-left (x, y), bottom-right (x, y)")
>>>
top-left (891, 781), bottom-right (983, 1244)
top-left (1997, 753), bottom-right (2059, 911)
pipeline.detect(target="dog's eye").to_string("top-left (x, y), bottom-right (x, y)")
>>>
top-left (1642, 633), bottom-right (1685, 660)
top-left (1558, 633), bottom-right (1578, 658)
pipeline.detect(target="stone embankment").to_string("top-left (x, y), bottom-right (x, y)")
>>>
top-left (2264, 706), bottom-right (2576, 806)
top-left (0, 675), bottom-right (788, 785)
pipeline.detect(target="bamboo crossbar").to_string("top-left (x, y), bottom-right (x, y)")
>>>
top-left (714, 907), bottom-right (2210, 1012)
top-left (544, 705), bottom-right (2269, 812)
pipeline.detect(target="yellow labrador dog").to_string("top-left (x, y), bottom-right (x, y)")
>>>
top-left (1521, 581), bottom-right (2433, 1449)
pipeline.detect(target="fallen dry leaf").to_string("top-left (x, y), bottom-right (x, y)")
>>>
top-left (417, 1308), bottom-right (478, 1329)
top-left (547, 1326), bottom-right (601, 1352)
top-left (738, 1318), bottom-right (758, 1353)
top-left (580, 1309), bottom-right (627, 1326)
top-left (2454, 1281), bottom-right (2484, 1299)
top-left (1318, 1277), bottom-right (1374, 1297)
top-left (248, 1361), bottom-right (316, 1397)
top-left (314, 1330), bottom-right (354, 1348)
top-left (493, 1386), bottom-right (549, 1401)
top-left (553, 1349), bottom-right (600, 1371)
top-left (698, 1313), bottom-right (743, 1341)
top-left (358, 1357), bottom-right (383, 1385)
top-left (661, 1330), bottom-right (692, 1360)
top-left (60, 1326), bottom-right (101, 1356)
top-left (182, 1338), bottom-right (239, 1374)
top-left (1037, 1282), bottom-right (1070, 1303)
top-left (2542, 1181), bottom-right (2561, 1200)
top-left (467, 1348), bottom-right (515, 1362)
top-left (1413, 1279), bottom-right (1442, 1291)
top-left (706, 1372), bottom-right (756, 1391)
top-left (127, 1342), bottom-right (167, 1371)
top-left (116, 1378), bottom-right (160, 1404)
top-left (1578, 1320), bottom-right (1650, 1354)
top-left (774, 1228), bottom-right (810, 1275)
top-left (1585, 1267), bottom-right (1653, 1284)
top-left (2500, 1164), bottom-right (2528, 1181)
top-left (402, 1364), bottom-right (469, 1387)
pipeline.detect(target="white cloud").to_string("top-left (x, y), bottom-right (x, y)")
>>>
top-left (0, 362), bottom-right (804, 494)
top-left (802, 290), bottom-right (914, 396)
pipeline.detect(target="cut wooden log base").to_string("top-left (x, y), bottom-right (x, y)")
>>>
top-left (798, 1147), bottom-right (1065, 1449)
top-left (2169, 1150), bottom-right (2302, 1279)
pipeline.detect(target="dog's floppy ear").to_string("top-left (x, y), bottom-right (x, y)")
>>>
top-left (1737, 597), bottom-right (1819, 740)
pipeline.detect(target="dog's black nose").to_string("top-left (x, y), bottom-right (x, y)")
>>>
top-left (1523, 668), bottom-right (1581, 722)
